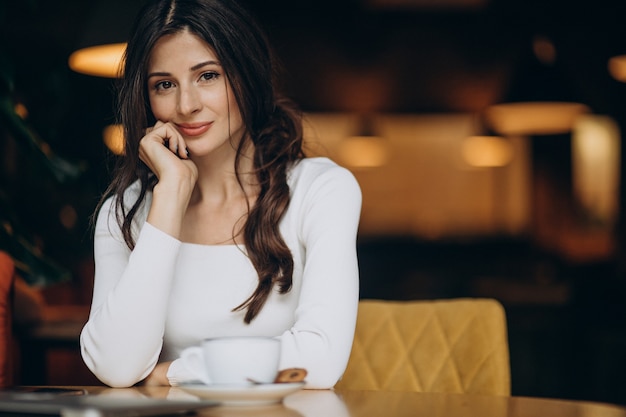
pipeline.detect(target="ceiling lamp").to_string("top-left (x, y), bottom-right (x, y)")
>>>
top-left (572, 115), bottom-right (620, 225)
top-left (68, 43), bottom-right (126, 78)
top-left (532, 35), bottom-right (556, 66)
top-left (608, 55), bottom-right (626, 82)
top-left (338, 114), bottom-right (390, 168)
top-left (338, 136), bottom-right (389, 168)
top-left (67, 0), bottom-right (141, 78)
top-left (484, 101), bottom-right (590, 136)
top-left (462, 135), bottom-right (513, 168)
top-left (102, 124), bottom-right (125, 155)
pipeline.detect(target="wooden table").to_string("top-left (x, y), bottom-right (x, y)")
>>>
top-left (63, 386), bottom-right (626, 417)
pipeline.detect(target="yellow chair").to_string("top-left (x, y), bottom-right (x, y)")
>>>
top-left (335, 298), bottom-right (510, 395)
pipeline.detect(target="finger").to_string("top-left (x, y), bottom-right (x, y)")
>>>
top-left (145, 120), bottom-right (164, 135)
top-left (157, 122), bottom-right (190, 159)
top-left (176, 143), bottom-right (191, 159)
top-left (138, 124), bottom-right (178, 170)
top-left (149, 123), bottom-right (180, 153)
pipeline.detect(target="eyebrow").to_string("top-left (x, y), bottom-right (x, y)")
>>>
top-left (191, 60), bottom-right (220, 71)
top-left (147, 60), bottom-right (221, 78)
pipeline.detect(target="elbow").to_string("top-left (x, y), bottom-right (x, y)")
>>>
top-left (81, 350), bottom-right (145, 388)
top-left (92, 360), bottom-right (143, 388)
top-left (83, 359), bottom-right (147, 388)
top-left (99, 378), bottom-right (138, 389)
top-left (96, 371), bottom-right (144, 389)
top-left (80, 335), bottom-right (149, 388)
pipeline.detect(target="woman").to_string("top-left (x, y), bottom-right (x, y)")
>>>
top-left (79, 0), bottom-right (362, 389)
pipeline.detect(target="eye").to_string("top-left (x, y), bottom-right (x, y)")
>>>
top-left (154, 80), bottom-right (174, 91)
top-left (200, 71), bottom-right (219, 82)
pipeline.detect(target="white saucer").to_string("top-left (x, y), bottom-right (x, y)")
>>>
top-left (178, 382), bottom-right (305, 406)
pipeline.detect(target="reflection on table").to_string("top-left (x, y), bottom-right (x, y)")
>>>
top-left (75, 385), bottom-right (626, 417)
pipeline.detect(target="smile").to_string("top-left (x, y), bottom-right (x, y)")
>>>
top-left (175, 122), bottom-right (212, 137)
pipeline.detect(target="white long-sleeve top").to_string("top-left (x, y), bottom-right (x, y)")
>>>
top-left (80, 157), bottom-right (362, 389)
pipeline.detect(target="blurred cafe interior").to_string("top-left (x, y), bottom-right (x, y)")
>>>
top-left (2, 0), bottom-right (626, 407)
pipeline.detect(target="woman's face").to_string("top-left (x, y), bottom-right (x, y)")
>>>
top-left (146, 30), bottom-right (245, 159)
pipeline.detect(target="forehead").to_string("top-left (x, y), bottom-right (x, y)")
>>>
top-left (148, 30), bottom-right (219, 69)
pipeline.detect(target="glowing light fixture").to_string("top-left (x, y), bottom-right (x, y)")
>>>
top-left (484, 101), bottom-right (590, 136)
top-left (608, 55), bottom-right (626, 82)
top-left (13, 102), bottom-right (28, 119)
top-left (103, 124), bottom-right (125, 155)
top-left (339, 136), bottom-right (389, 168)
top-left (532, 35), bottom-right (556, 66)
top-left (572, 115), bottom-right (620, 224)
top-left (68, 43), bottom-right (126, 78)
top-left (462, 135), bottom-right (513, 168)
top-left (338, 115), bottom-right (389, 168)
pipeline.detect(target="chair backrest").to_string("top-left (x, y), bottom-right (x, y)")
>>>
top-left (335, 298), bottom-right (510, 396)
top-left (0, 251), bottom-right (15, 388)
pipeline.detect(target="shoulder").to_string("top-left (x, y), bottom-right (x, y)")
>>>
top-left (288, 157), bottom-right (360, 193)
top-left (284, 158), bottom-right (361, 244)
top-left (287, 157), bottom-right (361, 211)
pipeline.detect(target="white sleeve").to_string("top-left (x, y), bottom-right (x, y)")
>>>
top-left (279, 165), bottom-right (362, 389)
top-left (80, 198), bottom-right (181, 387)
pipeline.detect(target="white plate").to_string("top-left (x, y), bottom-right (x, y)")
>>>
top-left (178, 382), bottom-right (305, 406)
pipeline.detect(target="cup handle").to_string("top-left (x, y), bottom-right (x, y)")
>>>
top-left (180, 346), bottom-right (212, 385)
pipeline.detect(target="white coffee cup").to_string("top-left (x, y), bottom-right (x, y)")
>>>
top-left (180, 336), bottom-right (281, 386)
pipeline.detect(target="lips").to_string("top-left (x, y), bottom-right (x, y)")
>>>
top-left (175, 122), bottom-right (212, 137)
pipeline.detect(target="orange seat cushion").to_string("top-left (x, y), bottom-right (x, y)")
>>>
top-left (0, 251), bottom-right (15, 388)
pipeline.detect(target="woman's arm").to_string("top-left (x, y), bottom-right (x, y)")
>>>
top-left (279, 163), bottom-right (362, 388)
top-left (81, 122), bottom-right (197, 387)
top-left (80, 198), bottom-right (182, 388)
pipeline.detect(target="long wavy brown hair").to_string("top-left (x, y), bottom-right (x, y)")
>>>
top-left (95, 0), bottom-right (305, 323)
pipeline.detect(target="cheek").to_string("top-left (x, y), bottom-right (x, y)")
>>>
top-left (149, 96), bottom-right (172, 121)
top-left (225, 91), bottom-right (243, 124)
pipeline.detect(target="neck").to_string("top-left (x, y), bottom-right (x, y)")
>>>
top-left (190, 143), bottom-right (257, 205)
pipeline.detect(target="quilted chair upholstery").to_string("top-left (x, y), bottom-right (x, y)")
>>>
top-left (0, 251), bottom-right (15, 388)
top-left (335, 298), bottom-right (510, 395)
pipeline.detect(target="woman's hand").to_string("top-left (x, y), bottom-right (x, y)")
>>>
top-left (139, 121), bottom-right (198, 190)
top-left (143, 361), bottom-right (173, 386)
top-left (139, 121), bottom-right (198, 238)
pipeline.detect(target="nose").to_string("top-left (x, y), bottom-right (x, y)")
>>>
top-left (177, 84), bottom-right (201, 116)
